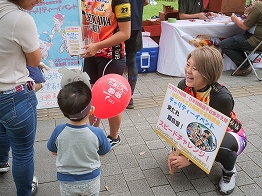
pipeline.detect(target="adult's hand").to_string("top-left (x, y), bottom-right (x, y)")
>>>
top-left (230, 14), bottom-right (238, 23)
top-left (231, 13), bottom-right (249, 31)
top-left (80, 43), bottom-right (99, 58)
top-left (168, 151), bottom-right (191, 170)
top-left (197, 12), bottom-right (208, 20)
top-left (207, 12), bottom-right (216, 18)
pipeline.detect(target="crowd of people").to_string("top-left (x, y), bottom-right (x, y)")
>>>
top-left (1, 0), bottom-right (261, 195)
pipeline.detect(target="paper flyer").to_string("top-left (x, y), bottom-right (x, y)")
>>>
top-left (65, 26), bottom-right (84, 56)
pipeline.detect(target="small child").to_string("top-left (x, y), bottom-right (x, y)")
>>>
top-left (47, 81), bottom-right (111, 196)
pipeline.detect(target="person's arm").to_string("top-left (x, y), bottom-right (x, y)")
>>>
top-left (47, 131), bottom-right (59, 155)
top-left (96, 128), bottom-right (111, 155)
top-left (16, 14), bottom-right (42, 67)
top-left (179, 11), bottom-right (216, 20)
top-left (231, 14), bottom-right (249, 30)
top-left (81, 21), bottom-right (130, 57)
top-left (24, 48), bottom-right (42, 67)
top-left (178, 0), bottom-right (210, 20)
top-left (179, 12), bottom-right (207, 20)
top-left (234, 2), bottom-right (261, 31)
top-left (95, 21), bottom-right (130, 50)
top-left (144, 0), bottom-right (149, 6)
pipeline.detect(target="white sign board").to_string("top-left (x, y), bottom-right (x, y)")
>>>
top-left (155, 83), bottom-right (230, 174)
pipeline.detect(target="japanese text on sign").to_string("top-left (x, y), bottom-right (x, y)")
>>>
top-left (155, 83), bottom-right (230, 174)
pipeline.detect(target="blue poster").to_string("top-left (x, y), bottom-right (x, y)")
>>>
top-left (29, 0), bottom-right (81, 67)
top-left (28, 0), bottom-right (82, 109)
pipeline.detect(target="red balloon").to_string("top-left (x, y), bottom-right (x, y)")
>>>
top-left (92, 74), bottom-right (131, 119)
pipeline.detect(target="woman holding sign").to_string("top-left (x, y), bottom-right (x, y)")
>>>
top-left (168, 47), bottom-right (247, 195)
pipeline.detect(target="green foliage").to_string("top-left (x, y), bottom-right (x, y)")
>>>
top-left (143, 0), bottom-right (178, 20)
top-left (246, 0), bottom-right (251, 6)
top-left (142, 0), bottom-right (250, 21)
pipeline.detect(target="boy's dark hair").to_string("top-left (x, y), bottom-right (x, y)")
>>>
top-left (57, 81), bottom-right (92, 121)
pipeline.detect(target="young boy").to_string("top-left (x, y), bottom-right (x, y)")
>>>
top-left (47, 81), bottom-right (111, 195)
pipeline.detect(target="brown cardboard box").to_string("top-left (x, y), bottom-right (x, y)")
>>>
top-left (208, 0), bottom-right (246, 14)
top-left (159, 11), bottom-right (179, 21)
top-left (142, 20), bottom-right (161, 37)
top-left (163, 5), bottom-right (174, 13)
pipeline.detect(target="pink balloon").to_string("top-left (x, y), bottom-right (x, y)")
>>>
top-left (92, 74), bottom-right (131, 119)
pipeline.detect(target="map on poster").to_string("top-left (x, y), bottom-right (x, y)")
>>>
top-left (155, 83), bottom-right (230, 174)
top-left (28, 0), bottom-right (82, 109)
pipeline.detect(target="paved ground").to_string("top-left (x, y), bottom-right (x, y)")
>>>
top-left (1, 70), bottom-right (262, 196)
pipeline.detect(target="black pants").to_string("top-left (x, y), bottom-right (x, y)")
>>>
top-left (215, 132), bottom-right (238, 171)
top-left (220, 32), bottom-right (254, 70)
top-left (124, 30), bottom-right (142, 95)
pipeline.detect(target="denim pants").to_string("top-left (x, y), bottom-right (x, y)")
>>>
top-left (220, 33), bottom-right (254, 69)
top-left (60, 175), bottom-right (100, 196)
top-left (0, 86), bottom-right (38, 196)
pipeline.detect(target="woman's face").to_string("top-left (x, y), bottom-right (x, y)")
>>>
top-left (184, 56), bottom-right (207, 91)
top-left (19, 0), bottom-right (43, 10)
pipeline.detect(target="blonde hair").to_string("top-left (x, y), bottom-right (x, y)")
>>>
top-left (187, 46), bottom-right (224, 84)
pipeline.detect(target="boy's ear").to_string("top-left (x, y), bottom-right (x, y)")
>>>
top-left (89, 106), bottom-right (95, 115)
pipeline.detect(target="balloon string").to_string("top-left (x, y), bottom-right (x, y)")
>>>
top-left (91, 58), bottom-right (112, 126)
top-left (92, 116), bottom-right (98, 126)
top-left (102, 59), bottom-right (113, 76)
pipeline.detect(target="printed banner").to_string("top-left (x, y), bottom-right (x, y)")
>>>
top-left (35, 68), bottom-right (63, 108)
top-left (28, 0), bottom-right (82, 109)
top-left (155, 83), bottom-right (230, 174)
